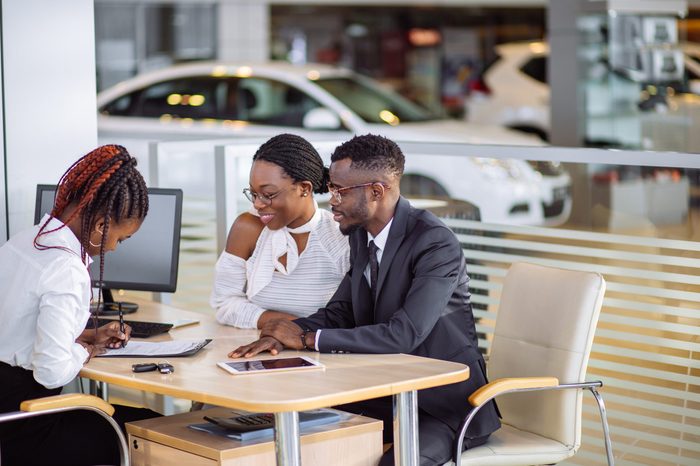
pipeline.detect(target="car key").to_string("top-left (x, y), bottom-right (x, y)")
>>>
top-left (157, 362), bottom-right (175, 374)
top-left (132, 363), bottom-right (158, 373)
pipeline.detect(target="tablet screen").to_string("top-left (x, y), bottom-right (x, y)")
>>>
top-left (223, 357), bottom-right (318, 372)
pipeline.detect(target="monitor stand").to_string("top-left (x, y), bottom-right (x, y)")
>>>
top-left (90, 289), bottom-right (139, 316)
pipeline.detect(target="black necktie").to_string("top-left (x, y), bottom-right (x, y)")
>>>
top-left (369, 240), bottom-right (379, 301)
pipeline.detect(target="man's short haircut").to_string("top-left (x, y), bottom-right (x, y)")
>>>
top-left (331, 134), bottom-right (405, 178)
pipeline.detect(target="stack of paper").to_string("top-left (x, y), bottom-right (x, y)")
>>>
top-left (97, 339), bottom-right (211, 357)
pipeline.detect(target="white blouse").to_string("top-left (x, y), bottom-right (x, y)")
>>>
top-left (210, 208), bottom-right (350, 328)
top-left (0, 215), bottom-right (92, 389)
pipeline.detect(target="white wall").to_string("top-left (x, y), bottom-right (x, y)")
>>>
top-left (0, 25), bottom-right (5, 244)
top-left (218, 0), bottom-right (269, 61)
top-left (1, 0), bottom-right (97, 240)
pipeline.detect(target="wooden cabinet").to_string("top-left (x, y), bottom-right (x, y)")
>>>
top-left (127, 408), bottom-right (383, 466)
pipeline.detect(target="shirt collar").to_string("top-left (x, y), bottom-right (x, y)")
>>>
top-left (367, 217), bottom-right (393, 252)
top-left (39, 214), bottom-right (93, 265)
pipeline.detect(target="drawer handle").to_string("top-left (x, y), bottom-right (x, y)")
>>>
top-left (133, 439), bottom-right (139, 450)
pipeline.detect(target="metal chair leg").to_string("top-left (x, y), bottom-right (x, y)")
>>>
top-left (588, 387), bottom-right (614, 466)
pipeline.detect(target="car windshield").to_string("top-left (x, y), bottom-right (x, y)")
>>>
top-left (315, 76), bottom-right (439, 124)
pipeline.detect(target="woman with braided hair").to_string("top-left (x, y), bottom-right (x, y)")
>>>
top-left (211, 133), bottom-right (350, 329)
top-left (0, 145), bottom-right (160, 466)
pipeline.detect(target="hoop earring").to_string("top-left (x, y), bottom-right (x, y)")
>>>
top-left (90, 229), bottom-right (103, 248)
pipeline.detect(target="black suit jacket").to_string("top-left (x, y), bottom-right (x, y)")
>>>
top-left (295, 197), bottom-right (500, 438)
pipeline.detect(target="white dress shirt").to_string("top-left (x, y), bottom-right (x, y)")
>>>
top-left (315, 218), bottom-right (394, 350)
top-left (0, 215), bottom-right (92, 389)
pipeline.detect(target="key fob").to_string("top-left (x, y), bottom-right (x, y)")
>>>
top-left (157, 363), bottom-right (174, 374)
top-left (132, 363), bottom-right (158, 373)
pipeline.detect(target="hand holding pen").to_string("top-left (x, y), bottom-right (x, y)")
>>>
top-left (80, 318), bottom-right (130, 350)
top-left (118, 302), bottom-right (127, 348)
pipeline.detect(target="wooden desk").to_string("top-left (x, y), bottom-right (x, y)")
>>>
top-left (81, 300), bottom-right (470, 466)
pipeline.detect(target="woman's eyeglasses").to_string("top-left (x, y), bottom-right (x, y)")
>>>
top-left (242, 186), bottom-right (294, 205)
top-left (327, 182), bottom-right (389, 203)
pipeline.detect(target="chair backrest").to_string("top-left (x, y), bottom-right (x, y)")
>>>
top-left (488, 262), bottom-right (606, 448)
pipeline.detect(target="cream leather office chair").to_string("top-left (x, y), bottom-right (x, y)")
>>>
top-left (451, 262), bottom-right (613, 466)
top-left (0, 393), bottom-right (128, 466)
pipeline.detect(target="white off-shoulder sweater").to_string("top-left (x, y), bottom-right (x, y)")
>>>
top-left (210, 208), bottom-right (350, 328)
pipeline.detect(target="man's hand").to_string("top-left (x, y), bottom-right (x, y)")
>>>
top-left (260, 320), bottom-right (305, 349)
top-left (228, 336), bottom-right (284, 358)
top-left (228, 320), bottom-right (309, 358)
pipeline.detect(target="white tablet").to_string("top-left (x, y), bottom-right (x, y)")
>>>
top-left (217, 356), bottom-right (324, 375)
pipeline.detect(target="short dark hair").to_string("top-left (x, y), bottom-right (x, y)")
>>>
top-left (330, 134), bottom-right (404, 178)
top-left (253, 133), bottom-right (329, 194)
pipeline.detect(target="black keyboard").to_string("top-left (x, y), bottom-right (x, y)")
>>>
top-left (204, 413), bottom-right (275, 432)
top-left (88, 318), bottom-right (173, 338)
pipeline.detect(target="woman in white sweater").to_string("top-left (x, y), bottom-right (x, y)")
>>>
top-left (210, 134), bottom-right (350, 329)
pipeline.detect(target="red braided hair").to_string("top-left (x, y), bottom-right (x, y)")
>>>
top-left (34, 144), bottom-right (149, 320)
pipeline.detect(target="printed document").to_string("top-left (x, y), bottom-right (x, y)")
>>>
top-left (97, 339), bottom-right (210, 357)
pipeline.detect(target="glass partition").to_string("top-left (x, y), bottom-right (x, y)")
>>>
top-left (146, 137), bottom-right (699, 465)
top-left (143, 138), bottom-right (254, 308)
top-left (578, 2), bottom-right (699, 154)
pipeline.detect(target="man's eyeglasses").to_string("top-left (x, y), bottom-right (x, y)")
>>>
top-left (242, 186), bottom-right (293, 205)
top-left (327, 182), bottom-right (389, 204)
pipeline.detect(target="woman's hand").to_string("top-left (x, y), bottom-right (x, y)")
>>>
top-left (79, 321), bottom-right (131, 349)
top-left (76, 341), bottom-right (105, 362)
top-left (96, 321), bottom-right (131, 349)
top-left (256, 310), bottom-right (299, 329)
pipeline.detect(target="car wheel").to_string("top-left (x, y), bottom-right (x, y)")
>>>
top-left (508, 125), bottom-right (549, 142)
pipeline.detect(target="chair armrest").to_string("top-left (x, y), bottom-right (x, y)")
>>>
top-left (20, 394), bottom-right (115, 417)
top-left (468, 377), bottom-right (559, 407)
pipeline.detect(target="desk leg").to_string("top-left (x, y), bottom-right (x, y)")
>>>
top-left (394, 390), bottom-right (419, 466)
top-left (88, 380), bottom-right (109, 402)
top-left (89, 380), bottom-right (98, 396)
top-left (100, 382), bottom-right (109, 402)
top-left (274, 411), bottom-right (301, 466)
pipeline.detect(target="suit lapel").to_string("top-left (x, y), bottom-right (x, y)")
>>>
top-left (375, 197), bottom-right (409, 301)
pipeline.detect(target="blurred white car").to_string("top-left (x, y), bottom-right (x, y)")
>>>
top-left (467, 40), bottom-right (700, 148)
top-left (98, 61), bottom-right (571, 225)
top-left (466, 42), bottom-right (550, 141)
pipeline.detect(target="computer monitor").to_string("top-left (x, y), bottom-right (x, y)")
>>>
top-left (34, 184), bottom-right (183, 315)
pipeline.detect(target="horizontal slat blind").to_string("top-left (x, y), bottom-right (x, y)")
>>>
top-left (447, 218), bottom-right (700, 466)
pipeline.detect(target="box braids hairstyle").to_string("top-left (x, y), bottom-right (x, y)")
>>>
top-left (34, 144), bottom-right (149, 321)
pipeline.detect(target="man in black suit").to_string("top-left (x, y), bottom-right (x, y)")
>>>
top-left (230, 134), bottom-right (500, 465)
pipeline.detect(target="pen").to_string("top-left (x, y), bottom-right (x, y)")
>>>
top-left (118, 302), bottom-right (127, 347)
